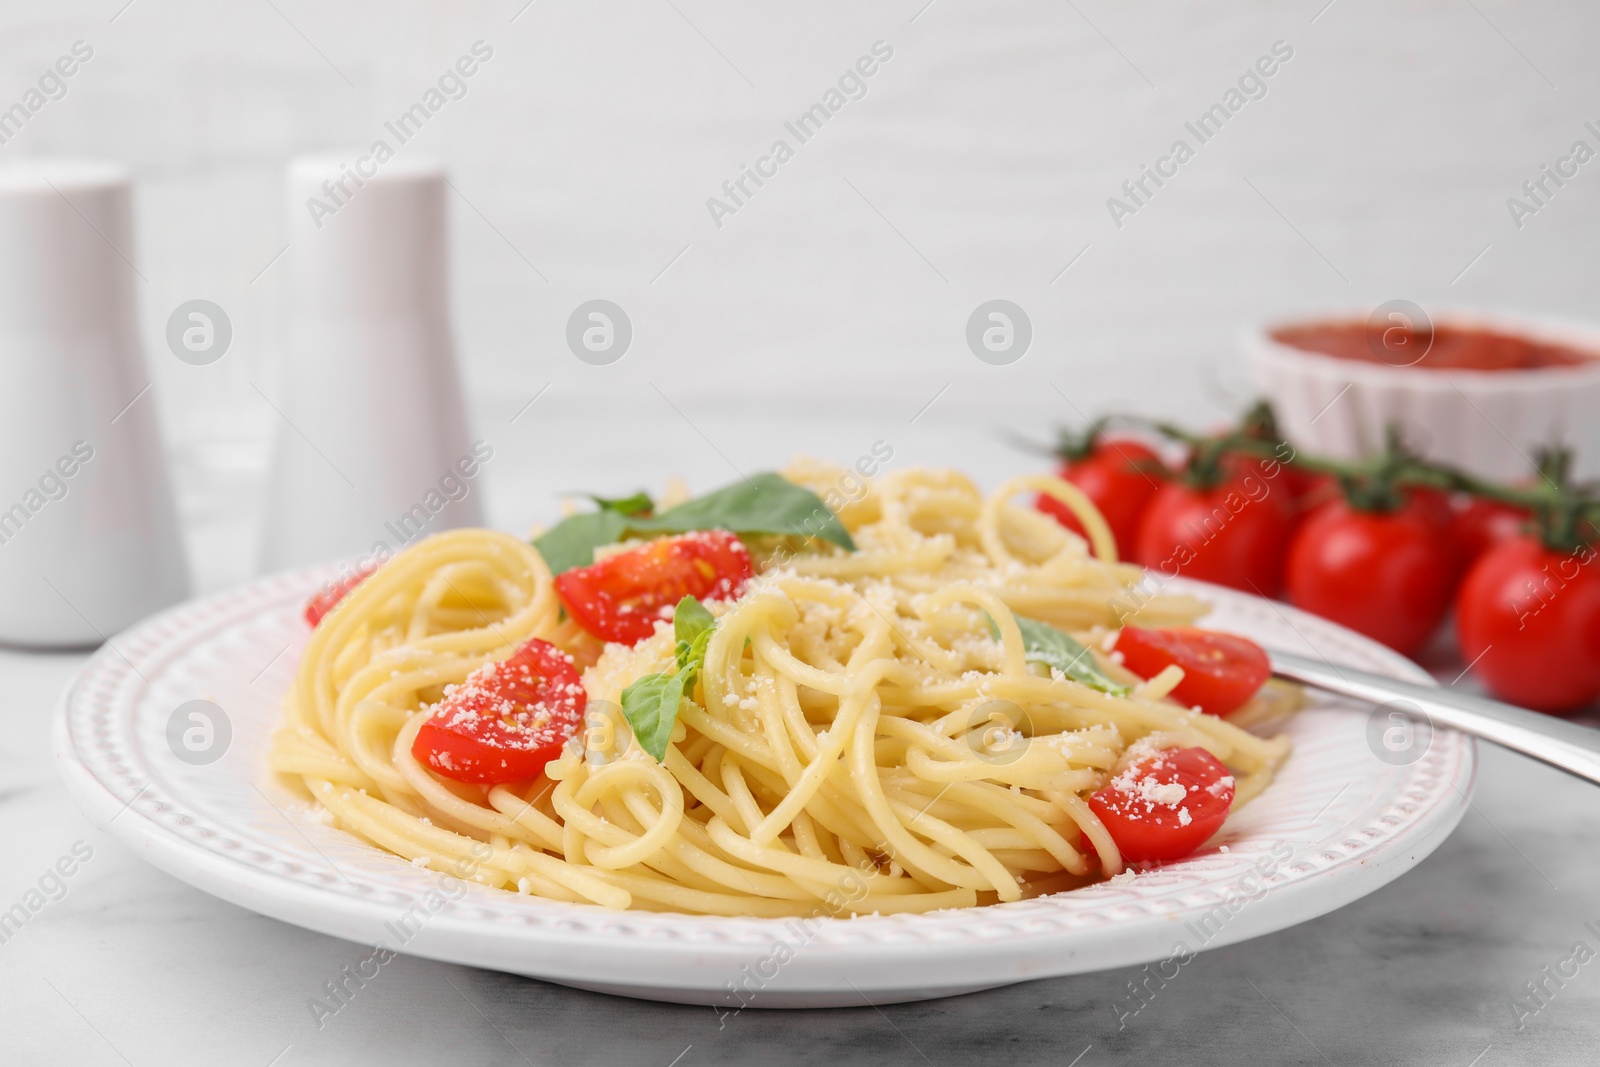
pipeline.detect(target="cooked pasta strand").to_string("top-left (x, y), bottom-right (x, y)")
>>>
top-left (268, 465), bottom-right (1293, 915)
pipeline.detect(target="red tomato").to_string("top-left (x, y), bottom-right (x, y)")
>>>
top-left (1286, 499), bottom-right (1453, 655)
top-left (1113, 626), bottom-right (1271, 716)
top-left (1288, 471), bottom-right (1339, 517)
top-left (1134, 475), bottom-right (1295, 596)
top-left (1088, 746), bottom-right (1236, 863)
top-left (1036, 438), bottom-right (1167, 559)
top-left (1407, 486), bottom-right (1464, 577)
top-left (1453, 498), bottom-right (1529, 567)
top-left (1456, 535), bottom-right (1600, 713)
top-left (304, 563), bottom-right (378, 627)
top-left (1406, 486), bottom-right (1456, 534)
top-left (554, 530), bottom-right (752, 645)
top-left (411, 638), bottom-right (586, 783)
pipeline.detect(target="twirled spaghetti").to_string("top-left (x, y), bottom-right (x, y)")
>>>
top-left (269, 464), bottom-right (1293, 916)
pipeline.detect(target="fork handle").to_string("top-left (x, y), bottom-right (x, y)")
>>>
top-left (1269, 649), bottom-right (1600, 787)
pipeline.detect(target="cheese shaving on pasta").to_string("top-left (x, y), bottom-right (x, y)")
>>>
top-left (268, 464), bottom-right (1292, 915)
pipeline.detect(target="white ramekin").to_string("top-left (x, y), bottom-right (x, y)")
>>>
top-left (1246, 308), bottom-right (1600, 482)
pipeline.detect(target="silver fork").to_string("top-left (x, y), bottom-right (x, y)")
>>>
top-left (1269, 649), bottom-right (1600, 786)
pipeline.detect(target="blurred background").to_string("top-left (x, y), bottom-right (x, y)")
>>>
top-left (2, 0), bottom-right (1596, 594)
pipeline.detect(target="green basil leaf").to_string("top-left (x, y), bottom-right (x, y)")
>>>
top-left (621, 597), bottom-right (720, 762)
top-left (673, 595), bottom-right (716, 664)
top-left (987, 613), bottom-right (1130, 696)
top-left (677, 627), bottom-right (715, 675)
top-left (632, 472), bottom-right (856, 551)
top-left (619, 671), bottom-right (686, 763)
top-left (532, 472), bottom-right (856, 575)
top-left (532, 509), bottom-right (629, 576)
top-left (587, 491), bottom-right (655, 518)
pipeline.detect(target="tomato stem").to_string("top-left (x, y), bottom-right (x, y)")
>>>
top-left (1051, 417), bottom-right (1110, 463)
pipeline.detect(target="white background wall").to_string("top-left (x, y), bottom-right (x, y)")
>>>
top-left (3, 1), bottom-right (1598, 588)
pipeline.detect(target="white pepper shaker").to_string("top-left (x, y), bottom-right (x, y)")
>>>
top-left (0, 159), bottom-right (189, 646)
top-left (258, 154), bottom-right (482, 573)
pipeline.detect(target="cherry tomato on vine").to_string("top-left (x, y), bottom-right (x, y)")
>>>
top-left (1287, 470), bottom-right (1339, 518)
top-left (1036, 437), bottom-right (1167, 560)
top-left (1113, 626), bottom-right (1272, 716)
top-left (1088, 746), bottom-right (1236, 863)
top-left (1456, 535), bottom-right (1600, 713)
top-left (1453, 498), bottom-right (1529, 569)
top-left (1405, 486), bottom-right (1456, 535)
top-left (304, 563), bottom-right (378, 627)
top-left (1134, 474), bottom-right (1295, 596)
top-left (1223, 450), bottom-right (1333, 525)
top-left (1285, 499), bottom-right (1454, 655)
top-left (1405, 486), bottom-right (1467, 576)
top-left (411, 638), bottom-right (586, 783)
top-left (554, 530), bottom-right (752, 645)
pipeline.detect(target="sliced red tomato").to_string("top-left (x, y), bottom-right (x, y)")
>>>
top-left (1456, 535), bottom-right (1600, 713)
top-left (1286, 498), bottom-right (1455, 655)
top-left (1113, 626), bottom-right (1271, 716)
top-left (304, 563), bottom-right (378, 627)
top-left (555, 529), bottom-right (753, 645)
top-left (411, 638), bottom-right (586, 783)
top-left (1088, 746), bottom-right (1235, 863)
top-left (1036, 438), bottom-right (1167, 559)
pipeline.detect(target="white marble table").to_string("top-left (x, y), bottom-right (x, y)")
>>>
top-left (6, 412), bottom-right (1600, 1066)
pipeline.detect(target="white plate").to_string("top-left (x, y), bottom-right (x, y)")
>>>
top-left (55, 565), bottom-right (1474, 1008)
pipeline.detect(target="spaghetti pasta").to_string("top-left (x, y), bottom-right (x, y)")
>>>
top-left (269, 464), bottom-right (1293, 916)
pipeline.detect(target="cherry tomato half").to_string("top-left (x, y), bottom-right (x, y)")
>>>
top-left (554, 530), bottom-right (753, 645)
top-left (411, 638), bottom-right (586, 783)
top-left (1088, 746), bottom-right (1236, 863)
top-left (304, 563), bottom-right (378, 627)
top-left (1036, 438), bottom-right (1167, 559)
top-left (1134, 475), bottom-right (1295, 597)
top-left (1286, 498), bottom-right (1454, 655)
top-left (1113, 626), bottom-right (1271, 716)
top-left (1456, 535), bottom-right (1600, 713)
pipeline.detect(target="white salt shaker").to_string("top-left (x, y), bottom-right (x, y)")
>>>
top-left (258, 155), bottom-right (482, 572)
top-left (0, 160), bottom-right (189, 647)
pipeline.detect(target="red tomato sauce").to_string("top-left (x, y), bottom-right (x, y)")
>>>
top-left (1273, 321), bottom-right (1596, 371)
